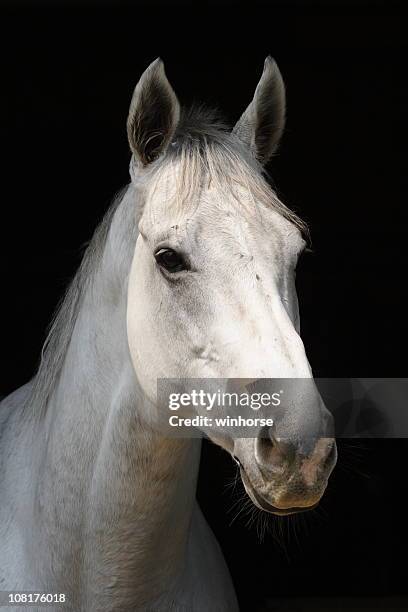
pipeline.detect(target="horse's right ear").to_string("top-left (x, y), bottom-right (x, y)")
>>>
top-left (127, 58), bottom-right (180, 166)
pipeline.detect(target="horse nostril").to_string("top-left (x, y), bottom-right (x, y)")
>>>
top-left (256, 427), bottom-right (293, 472)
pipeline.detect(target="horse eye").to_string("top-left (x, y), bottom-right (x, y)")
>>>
top-left (155, 248), bottom-right (187, 273)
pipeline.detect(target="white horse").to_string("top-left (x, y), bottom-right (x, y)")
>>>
top-left (0, 57), bottom-right (337, 611)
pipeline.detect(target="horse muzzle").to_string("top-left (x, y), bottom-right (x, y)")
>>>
top-left (234, 433), bottom-right (337, 516)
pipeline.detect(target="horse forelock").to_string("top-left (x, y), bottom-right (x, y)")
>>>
top-left (134, 105), bottom-right (308, 236)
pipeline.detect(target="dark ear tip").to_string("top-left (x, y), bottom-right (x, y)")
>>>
top-left (263, 56), bottom-right (278, 74)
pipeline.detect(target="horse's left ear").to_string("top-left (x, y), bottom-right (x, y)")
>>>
top-left (127, 58), bottom-right (180, 166)
top-left (232, 56), bottom-right (286, 165)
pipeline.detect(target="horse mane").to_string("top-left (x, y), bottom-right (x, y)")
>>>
top-left (24, 186), bottom-right (128, 420)
top-left (25, 105), bottom-right (308, 419)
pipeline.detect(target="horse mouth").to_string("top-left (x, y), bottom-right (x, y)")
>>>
top-left (239, 467), bottom-right (319, 516)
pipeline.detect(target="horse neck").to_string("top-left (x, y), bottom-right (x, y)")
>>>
top-left (32, 185), bottom-right (202, 606)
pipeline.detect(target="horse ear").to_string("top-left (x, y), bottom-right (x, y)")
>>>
top-left (232, 56), bottom-right (286, 165)
top-left (127, 58), bottom-right (180, 166)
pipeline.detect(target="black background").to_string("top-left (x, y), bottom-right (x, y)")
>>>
top-left (0, 1), bottom-right (407, 610)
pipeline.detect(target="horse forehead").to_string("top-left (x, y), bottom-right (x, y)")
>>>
top-left (192, 201), bottom-right (301, 252)
top-left (144, 169), bottom-right (303, 255)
